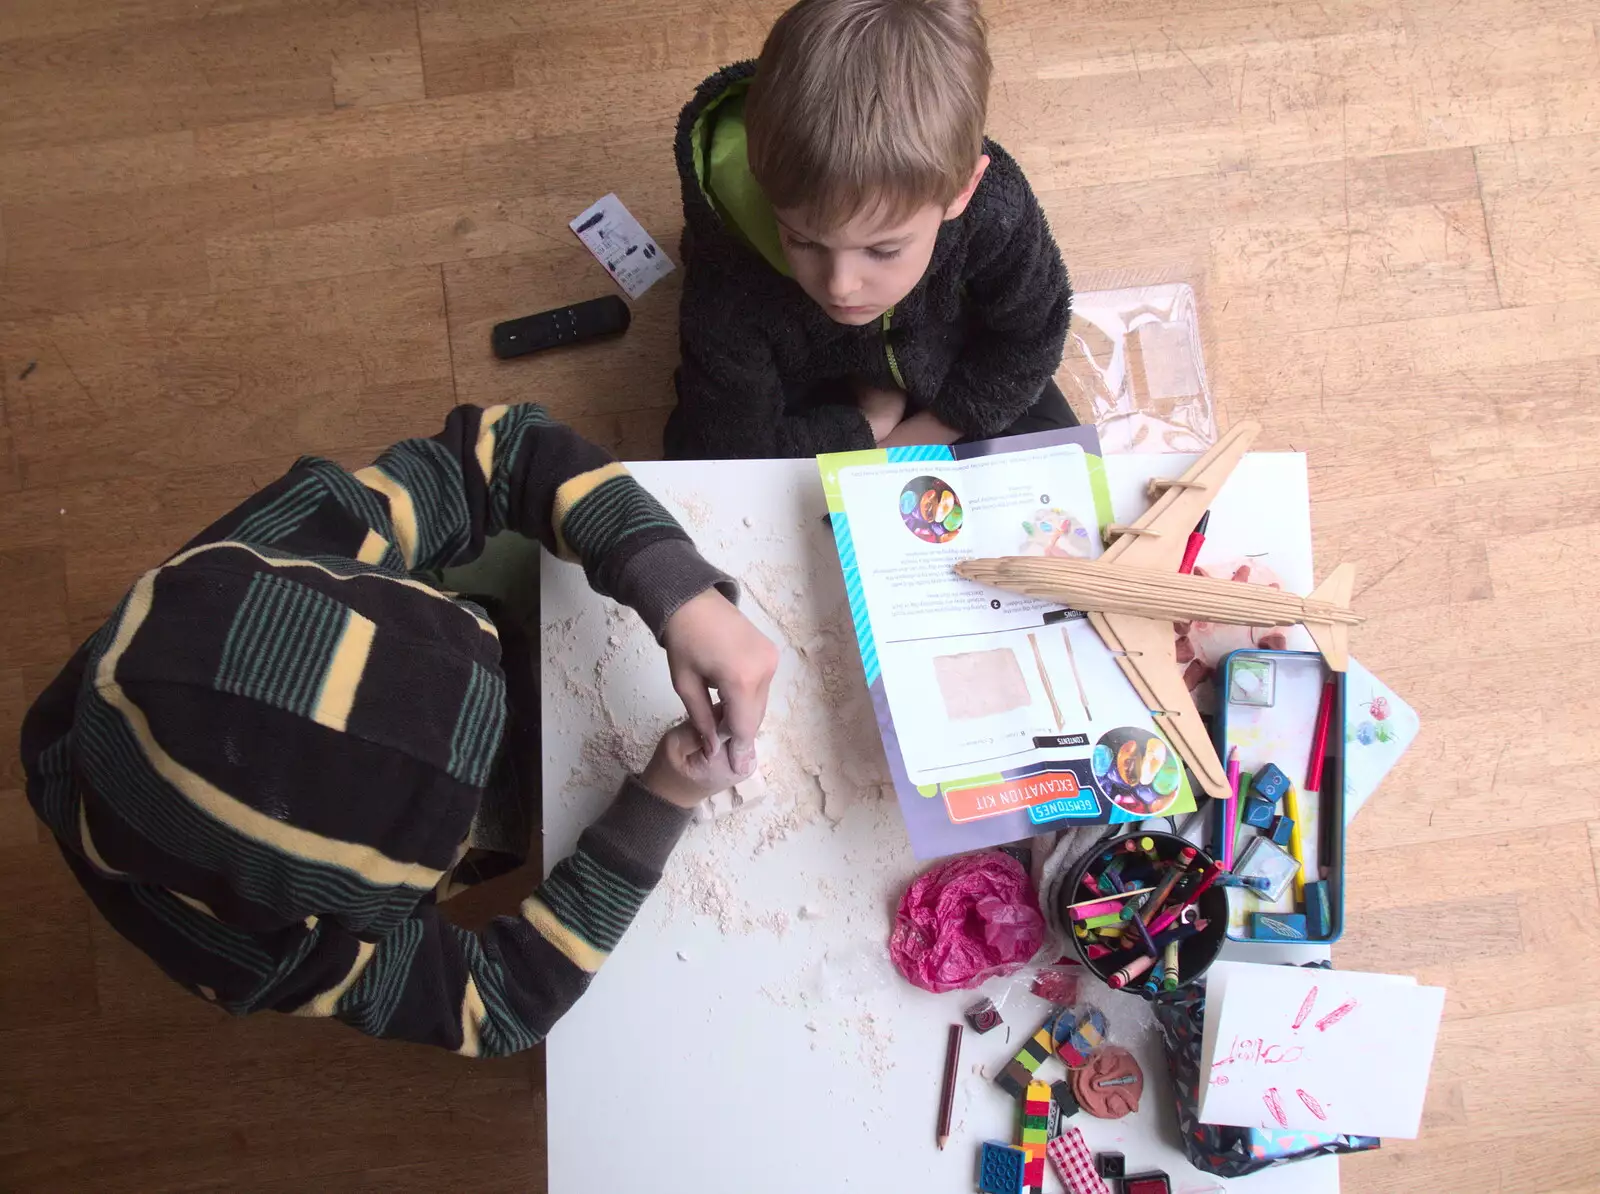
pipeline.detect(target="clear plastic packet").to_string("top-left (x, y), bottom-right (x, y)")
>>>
top-left (1060, 279), bottom-right (1218, 454)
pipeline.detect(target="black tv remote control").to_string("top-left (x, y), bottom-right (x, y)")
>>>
top-left (491, 295), bottom-right (631, 359)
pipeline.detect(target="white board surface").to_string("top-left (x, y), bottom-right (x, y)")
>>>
top-left (541, 458), bottom-right (1338, 1193)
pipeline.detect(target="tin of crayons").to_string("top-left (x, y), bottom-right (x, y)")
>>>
top-left (1058, 830), bottom-right (1228, 998)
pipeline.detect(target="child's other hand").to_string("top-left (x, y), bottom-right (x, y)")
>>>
top-left (641, 715), bottom-right (752, 810)
top-left (856, 384), bottom-right (908, 443)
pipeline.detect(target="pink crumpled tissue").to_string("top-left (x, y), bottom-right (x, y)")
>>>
top-left (889, 850), bottom-right (1046, 993)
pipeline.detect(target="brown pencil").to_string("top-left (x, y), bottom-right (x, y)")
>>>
top-left (937, 1022), bottom-right (962, 1150)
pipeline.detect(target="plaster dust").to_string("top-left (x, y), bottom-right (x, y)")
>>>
top-left (543, 498), bottom-right (920, 1084)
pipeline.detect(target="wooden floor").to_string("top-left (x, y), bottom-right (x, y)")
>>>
top-left (2, 0), bottom-right (1598, 1189)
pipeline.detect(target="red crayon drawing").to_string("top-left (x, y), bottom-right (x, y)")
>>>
top-left (1298, 1089), bottom-right (1328, 1120)
top-left (1315, 999), bottom-right (1358, 1032)
top-left (1263, 1087), bottom-right (1288, 1126)
top-left (1292, 986), bottom-right (1318, 1031)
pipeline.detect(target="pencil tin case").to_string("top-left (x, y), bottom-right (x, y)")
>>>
top-left (1213, 649), bottom-right (1346, 945)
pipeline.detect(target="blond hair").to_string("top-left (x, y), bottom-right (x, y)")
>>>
top-left (744, 0), bottom-right (992, 230)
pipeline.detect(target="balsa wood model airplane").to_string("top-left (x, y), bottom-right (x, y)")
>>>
top-left (955, 421), bottom-right (1363, 802)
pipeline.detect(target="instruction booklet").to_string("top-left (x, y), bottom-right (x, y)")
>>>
top-left (819, 428), bottom-right (1197, 859)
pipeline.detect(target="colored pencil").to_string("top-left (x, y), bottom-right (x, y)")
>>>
top-left (1178, 511), bottom-right (1210, 575)
top-left (1283, 784), bottom-right (1307, 903)
top-left (1305, 677), bottom-right (1337, 792)
top-left (937, 1023), bottom-right (962, 1150)
top-left (1222, 746), bottom-right (1241, 870)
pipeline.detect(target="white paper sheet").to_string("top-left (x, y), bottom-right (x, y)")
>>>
top-left (569, 193), bottom-right (674, 298)
top-left (1197, 961), bottom-right (1445, 1139)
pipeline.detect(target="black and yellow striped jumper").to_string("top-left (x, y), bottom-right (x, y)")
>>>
top-left (21, 403), bottom-right (731, 1057)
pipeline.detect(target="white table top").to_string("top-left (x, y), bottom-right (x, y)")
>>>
top-left (541, 458), bottom-right (1338, 1194)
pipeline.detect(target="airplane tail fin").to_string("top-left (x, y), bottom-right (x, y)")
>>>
top-left (1303, 563), bottom-right (1355, 672)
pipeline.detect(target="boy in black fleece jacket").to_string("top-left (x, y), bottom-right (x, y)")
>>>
top-left (665, 0), bottom-right (1074, 460)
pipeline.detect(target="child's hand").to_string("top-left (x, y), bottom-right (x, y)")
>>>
top-left (640, 716), bottom-right (752, 811)
top-left (856, 384), bottom-right (908, 443)
top-left (662, 589), bottom-right (779, 774)
top-left (879, 410), bottom-right (962, 448)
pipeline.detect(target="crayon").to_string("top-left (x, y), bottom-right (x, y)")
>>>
top-left (1151, 919), bottom-right (1206, 951)
top-left (1215, 873), bottom-right (1273, 892)
top-left (1106, 954), bottom-right (1157, 990)
top-left (1161, 939), bottom-right (1180, 990)
top-left (1140, 848), bottom-right (1197, 925)
top-left (1064, 886), bottom-right (1154, 912)
top-left (1069, 898), bottom-right (1132, 921)
top-left (1128, 914), bottom-right (1159, 958)
top-left (1148, 862), bottom-right (1223, 935)
top-left (1080, 912), bottom-right (1124, 931)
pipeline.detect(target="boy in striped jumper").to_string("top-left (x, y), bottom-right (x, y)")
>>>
top-left (20, 403), bottom-right (778, 1057)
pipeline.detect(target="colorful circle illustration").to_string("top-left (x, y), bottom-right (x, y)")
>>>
top-left (899, 476), bottom-right (963, 544)
top-left (1091, 726), bottom-right (1183, 815)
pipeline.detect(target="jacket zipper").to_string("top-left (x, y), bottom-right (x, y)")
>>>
top-left (881, 306), bottom-right (906, 390)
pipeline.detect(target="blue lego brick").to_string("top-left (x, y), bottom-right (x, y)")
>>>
top-left (1250, 763), bottom-right (1290, 803)
top-left (978, 1141), bottom-right (1028, 1194)
top-left (1269, 815), bottom-right (1295, 847)
top-left (1243, 792), bottom-right (1276, 828)
top-left (1250, 912), bottom-right (1309, 941)
top-left (1304, 880), bottom-right (1332, 938)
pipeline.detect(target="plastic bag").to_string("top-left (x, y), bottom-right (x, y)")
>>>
top-left (889, 850), bottom-right (1046, 993)
top-left (1060, 281), bottom-right (1217, 454)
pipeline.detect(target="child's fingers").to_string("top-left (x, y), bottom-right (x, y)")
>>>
top-left (670, 665), bottom-right (721, 756)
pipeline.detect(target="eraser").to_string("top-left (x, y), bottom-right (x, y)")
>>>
top-left (1250, 762), bottom-right (1290, 803)
top-left (1304, 880), bottom-right (1332, 938)
top-left (1243, 791), bottom-right (1276, 828)
top-left (1269, 815), bottom-right (1295, 847)
top-left (1250, 912), bottom-right (1309, 941)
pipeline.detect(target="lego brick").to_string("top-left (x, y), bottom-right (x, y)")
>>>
top-left (1250, 912), bottom-right (1309, 941)
top-left (978, 1141), bottom-right (1027, 1194)
top-left (1051, 1079), bottom-right (1080, 1119)
top-left (1095, 1151), bottom-right (1126, 1179)
top-left (995, 1023), bottom-right (1058, 1096)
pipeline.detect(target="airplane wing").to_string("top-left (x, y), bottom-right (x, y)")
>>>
top-left (1099, 420), bottom-right (1260, 572)
top-left (1089, 609), bottom-right (1232, 802)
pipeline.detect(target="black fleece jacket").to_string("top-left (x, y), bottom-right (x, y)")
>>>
top-left (664, 61), bottom-right (1073, 461)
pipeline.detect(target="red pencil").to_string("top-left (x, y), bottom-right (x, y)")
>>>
top-left (1305, 677), bottom-right (1337, 792)
top-left (1178, 511), bottom-right (1210, 575)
